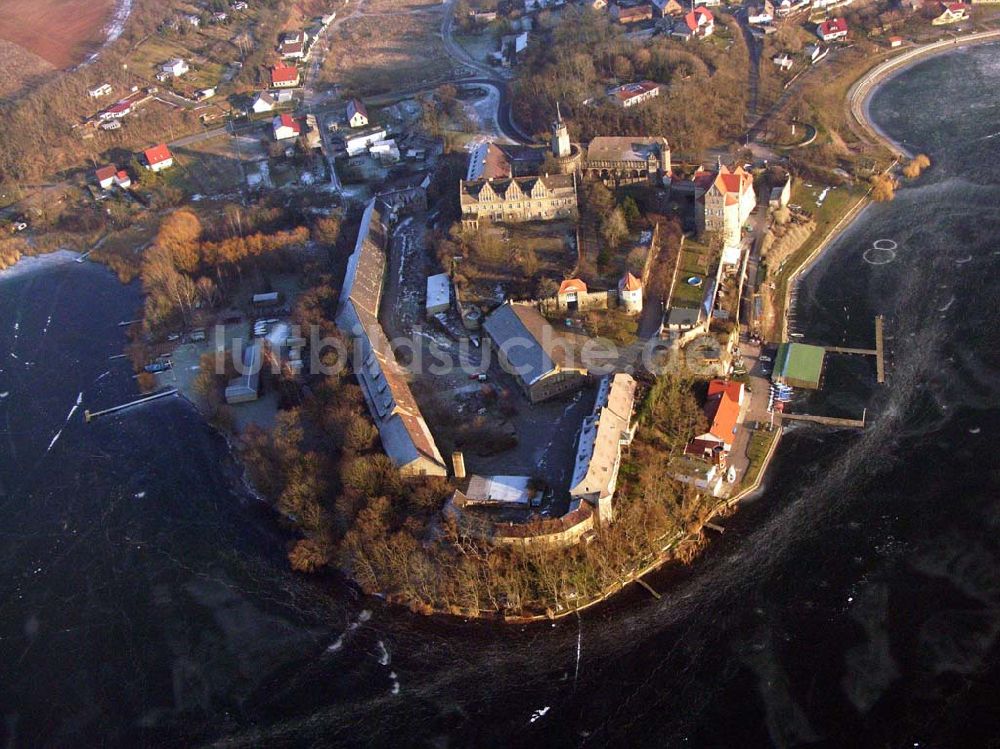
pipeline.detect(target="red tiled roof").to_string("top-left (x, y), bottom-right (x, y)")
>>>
top-left (115, 170), bottom-right (130, 181)
top-left (143, 143), bottom-right (172, 166)
top-left (819, 17), bottom-right (848, 35)
top-left (558, 278), bottom-right (588, 295)
top-left (708, 379), bottom-right (744, 402)
top-left (106, 100), bottom-right (131, 114)
top-left (611, 80), bottom-right (660, 102)
top-left (705, 386), bottom-right (741, 443)
top-left (95, 165), bottom-right (116, 182)
top-left (270, 64), bottom-right (299, 84)
top-left (620, 272), bottom-right (642, 291)
top-left (277, 113), bottom-right (300, 133)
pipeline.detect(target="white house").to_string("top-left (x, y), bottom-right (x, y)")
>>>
top-left (347, 98), bottom-right (369, 128)
top-left (252, 91), bottom-right (275, 113)
top-left (95, 165), bottom-right (116, 190)
top-left (619, 272), bottom-right (643, 314)
top-left (272, 113), bottom-right (301, 141)
top-left (773, 53), bottom-right (793, 70)
top-left (608, 81), bottom-right (662, 108)
top-left (370, 139), bottom-right (400, 164)
top-left (672, 6), bottom-right (714, 40)
top-left (161, 58), bottom-right (189, 78)
top-left (143, 144), bottom-right (174, 172)
top-left (88, 83), bottom-right (112, 98)
top-left (816, 17), bottom-right (848, 41)
top-left (345, 126), bottom-right (388, 156)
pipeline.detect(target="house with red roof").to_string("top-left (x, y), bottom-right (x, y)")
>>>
top-left (557, 278), bottom-right (588, 310)
top-left (619, 271), bottom-right (643, 313)
top-left (816, 17), bottom-right (848, 41)
top-left (270, 63), bottom-right (300, 88)
top-left (695, 163), bottom-right (757, 259)
top-left (931, 2), bottom-right (968, 24)
top-left (143, 143), bottom-right (174, 172)
top-left (272, 113), bottom-right (301, 141)
top-left (95, 165), bottom-right (117, 190)
top-left (608, 80), bottom-right (662, 108)
top-left (671, 6), bottom-right (714, 39)
top-left (114, 170), bottom-right (132, 189)
top-left (686, 379), bottom-right (745, 458)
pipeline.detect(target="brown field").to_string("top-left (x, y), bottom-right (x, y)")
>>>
top-left (321, 1), bottom-right (458, 96)
top-left (0, 0), bottom-right (115, 69)
top-left (0, 39), bottom-right (55, 99)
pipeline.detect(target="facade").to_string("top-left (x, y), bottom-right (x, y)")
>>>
top-left (459, 174), bottom-right (578, 229)
top-left (696, 163), bottom-right (757, 256)
top-left (272, 113), bottom-right (300, 140)
top-left (270, 63), bottom-right (300, 88)
top-left (143, 143), bottom-right (174, 171)
top-left (583, 136), bottom-right (671, 186)
top-left (619, 272), bottom-right (643, 313)
top-left (114, 170), bottom-right (131, 189)
top-left (557, 278), bottom-right (588, 310)
top-left (337, 200), bottom-right (448, 477)
top-left (347, 99), bottom-right (369, 128)
top-left (483, 302), bottom-right (590, 404)
top-left (569, 373), bottom-right (638, 524)
top-left (608, 80), bottom-right (662, 108)
top-left (817, 17), bottom-right (848, 40)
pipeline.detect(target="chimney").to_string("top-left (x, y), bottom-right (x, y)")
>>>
top-left (452, 451), bottom-right (466, 479)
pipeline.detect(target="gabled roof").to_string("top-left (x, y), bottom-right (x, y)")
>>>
top-left (587, 136), bottom-right (668, 163)
top-left (95, 165), bottom-right (116, 182)
top-left (274, 113), bottom-right (300, 133)
top-left (683, 6), bottom-right (713, 30)
top-left (704, 381), bottom-right (741, 443)
top-left (484, 303), bottom-right (584, 386)
top-left (818, 17), bottom-right (848, 35)
top-left (609, 80), bottom-right (660, 103)
top-left (558, 278), bottom-right (588, 295)
top-left (460, 174), bottom-right (576, 204)
top-left (143, 143), bottom-right (172, 165)
top-left (620, 272), bottom-right (642, 291)
top-left (348, 98), bottom-right (368, 121)
top-left (270, 63), bottom-right (299, 84)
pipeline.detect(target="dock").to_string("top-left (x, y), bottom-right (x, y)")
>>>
top-left (823, 315), bottom-right (886, 384)
top-left (84, 389), bottom-right (177, 423)
top-left (635, 578), bottom-right (662, 600)
top-left (779, 411), bottom-right (866, 429)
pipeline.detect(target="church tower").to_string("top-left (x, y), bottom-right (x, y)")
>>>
top-left (551, 103), bottom-right (571, 159)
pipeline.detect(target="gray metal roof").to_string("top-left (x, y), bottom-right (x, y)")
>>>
top-left (483, 303), bottom-right (558, 386)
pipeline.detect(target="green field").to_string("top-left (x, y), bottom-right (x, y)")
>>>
top-left (670, 235), bottom-right (718, 307)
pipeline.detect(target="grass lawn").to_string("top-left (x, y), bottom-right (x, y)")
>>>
top-left (669, 235), bottom-right (718, 308)
top-left (741, 427), bottom-right (779, 490)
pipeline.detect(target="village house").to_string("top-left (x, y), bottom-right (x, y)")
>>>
top-left (143, 143), bottom-right (174, 172)
top-left (114, 170), bottom-right (131, 189)
top-left (95, 165), bottom-right (117, 190)
top-left (608, 80), bottom-right (662, 108)
top-left (612, 2), bottom-right (654, 23)
top-left (251, 91), bottom-right (276, 113)
top-left (459, 174), bottom-right (578, 228)
top-left (583, 136), bottom-right (672, 186)
top-left (671, 6), bottom-right (714, 39)
top-left (160, 58), bottom-right (189, 78)
top-left (483, 302), bottom-right (590, 404)
top-left (270, 63), bottom-right (300, 88)
top-left (932, 2), bottom-right (969, 23)
top-left (99, 100), bottom-right (132, 120)
top-left (336, 200), bottom-right (448, 477)
top-left (272, 113), bottom-right (300, 141)
top-left (347, 98), bottom-right (369, 128)
top-left (88, 83), bottom-right (112, 98)
top-left (685, 379), bottom-right (745, 462)
top-left (652, 0), bottom-right (686, 16)
top-left (804, 44), bottom-right (828, 63)
top-left (773, 52), bottom-right (793, 70)
top-left (232, 0), bottom-right (248, 9)
top-left (568, 373), bottom-right (638, 524)
top-left (816, 17), bottom-right (849, 40)
top-left (888, 35), bottom-right (904, 47)
top-left (695, 163), bottom-right (757, 259)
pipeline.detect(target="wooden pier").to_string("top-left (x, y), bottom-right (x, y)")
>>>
top-left (823, 315), bottom-right (886, 384)
top-left (84, 389), bottom-right (177, 423)
top-left (779, 411), bottom-right (866, 429)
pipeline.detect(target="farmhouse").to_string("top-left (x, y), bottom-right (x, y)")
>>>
top-left (95, 165), bottom-right (117, 190)
top-left (816, 17), bottom-right (848, 41)
top-left (568, 373), bottom-right (638, 524)
top-left (608, 80), bottom-right (662, 108)
top-left (337, 200), bottom-right (447, 477)
top-left (458, 174), bottom-right (578, 229)
top-left (932, 2), bottom-right (969, 23)
top-left (143, 143), bottom-right (174, 172)
top-left (272, 113), bottom-right (300, 141)
top-left (347, 98), bottom-right (369, 128)
top-left (695, 163), bottom-right (757, 258)
top-left (483, 302), bottom-right (590, 404)
top-left (100, 100), bottom-right (132, 120)
top-left (583, 136), bottom-right (671, 186)
top-left (270, 63), bottom-right (300, 88)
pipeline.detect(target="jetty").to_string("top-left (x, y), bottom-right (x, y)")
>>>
top-left (84, 389), bottom-right (177, 423)
top-left (779, 411), bottom-right (866, 429)
top-left (823, 315), bottom-right (886, 384)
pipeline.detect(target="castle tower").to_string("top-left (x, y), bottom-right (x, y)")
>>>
top-left (552, 103), bottom-right (571, 159)
top-left (619, 272), bottom-right (643, 314)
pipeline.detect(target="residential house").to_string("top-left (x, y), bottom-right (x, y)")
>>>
top-left (747, 0), bottom-right (774, 23)
top-left (143, 143), bottom-right (174, 172)
top-left (568, 374), bottom-right (638, 524)
top-left (183, 14), bottom-right (201, 26)
top-left (652, 0), bottom-right (685, 16)
top-left (114, 170), bottom-right (132, 189)
top-left (612, 3), bottom-right (654, 23)
top-left (804, 44), bottom-right (828, 63)
top-left (336, 200), bottom-right (447, 477)
top-left (252, 91), bottom-right (276, 113)
top-left (88, 83), bottom-right (112, 98)
top-left (932, 2), bottom-right (969, 23)
top-left (500, 31), bottom-right (529, 66)
top-left (483, 302), bottom-right (590, 404)
top-left (608, 80), bottom-right (662, 108)
top-left (280, 39), bottom-right (305, 59)
top-left (161, 58), bottom-right (189, 77)
top-left (686, 379), bottom-right (744, 459)
top-left (347, 98), bottom-right (369, 128)
top-left (270, 63), bottom-right (300, 88)
top-left (888, 35), bottom-right (904, 47)
top-left (816, 17), bottom-right (849, 40)
top-left (672, 6), bottom-right (714, 39)
top-left (99, 100), bottom-right (132, 120)
top-left (344, 125), bottom-right (389, 156)
top-left (95, 165), bottom-right (117, 190)
top-left (695, 163), bottom-right (757, 258)
top-left (370, 139), bottom-right (401, 164)
top-left (773, 53), bottom-right (793, 69)
top-left (232, 1), bottom-right (248, 9)
top-left (272, 113), bottom-right (300, 141)
top-left (459, 174), bottom-right (578, 229)
top-left (212, 11), bottom-right (227, 22)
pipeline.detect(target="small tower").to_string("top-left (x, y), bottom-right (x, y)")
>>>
top-left (619, 272), bottom-right (643, 314)
top-left (551, 103), bottom-right (571, 159)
